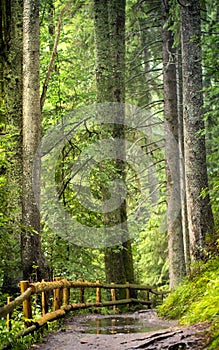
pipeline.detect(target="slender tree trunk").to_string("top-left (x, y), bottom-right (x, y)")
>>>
top-left (22, 0), bottom-right (48, 281)
top-left (162, 0), bottom-right (185, 288)
top-left (180, 0), bottom-right (215, 260)
top-left (138, 18), bottom-right (159, 206)
top-left (176, 45), bottom-right (190, 271)
top-left (94, 0), bottom-right (112, 103)
top-left (1, 0), bottom-right (23, 292)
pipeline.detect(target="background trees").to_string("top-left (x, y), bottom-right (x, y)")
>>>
top-left (0, 0), bottom-right (218, 292)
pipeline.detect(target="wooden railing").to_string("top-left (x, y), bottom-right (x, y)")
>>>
top-left (0, 278), bottom-right (167, 345)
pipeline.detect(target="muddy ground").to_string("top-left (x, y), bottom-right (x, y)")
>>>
top-left (30, 310), bottom-right (210, 350)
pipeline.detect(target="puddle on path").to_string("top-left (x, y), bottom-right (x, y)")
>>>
top-left (66, 310), bottom-right (176, 335)
top-left (78, 315), bottom-right (165, 334)
top-left (30, 311), bottom-right (180, 350)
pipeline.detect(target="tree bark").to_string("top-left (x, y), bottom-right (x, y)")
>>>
top-left (22, 0), bottom-right (48, 280)
top-left (180, 0), bottom-right (215, 260)
top-left (176, 45), bottom-right (190, 271)
top-left (1, 0), bottom-right (23, 293)
top-left (162, 0), bottom-right (185, 288)
top-left (138, 17), bottom-right (159, 206)
top-left (94, 0), bottom-right (135, 296)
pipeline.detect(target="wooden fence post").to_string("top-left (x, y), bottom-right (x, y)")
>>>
top-left (146, 289), bottom-right (151, 309)
top-left (41, 279), bottom-right (49, 316)
top-left (53, 277), bottom-right (63, 311)
top-left (80, 279), bottom-right (85, 303)
top-left (63, 279), bottom-right (70, 306)
top-left (96, 280), bottom-right (101, 303)
top-left (6, 296), bottom-right (12, 330)
top-left (126, 282), bottom-right (130, 309)
top-left (96, 318), bottom-right (101, 334)
top-left (111, 283), bottom-right (116, 312)
top-left (20, 281), bottom-right (32, 327)
top-left (95, 280), bottom-right (101, 313)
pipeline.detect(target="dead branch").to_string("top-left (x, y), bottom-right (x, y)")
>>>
top-left (40, 16), bottom-right (62, 111)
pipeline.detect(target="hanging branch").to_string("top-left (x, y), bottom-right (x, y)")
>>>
top-left (40, 16), bottom-right (62, 111)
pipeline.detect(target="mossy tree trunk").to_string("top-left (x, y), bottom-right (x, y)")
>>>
top-left (0, 0), bottom-right (23, 293)
top-left (94, 0), bottom-right (135, 298)
top-left (180, 0), bottom-right (215, 260)
top-left (162, 0), bottom-right (186, 289)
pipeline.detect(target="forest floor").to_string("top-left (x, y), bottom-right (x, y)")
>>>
top-left (30, 310), bottom-right (210, 350)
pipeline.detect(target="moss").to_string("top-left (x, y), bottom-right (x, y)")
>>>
top-left (208, 316), bottom-right (219, 350)
top-left (157, 257), bottom-right (219, 348)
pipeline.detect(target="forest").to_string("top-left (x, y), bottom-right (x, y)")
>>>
top-left (0, 0), bottom-right (219, 348)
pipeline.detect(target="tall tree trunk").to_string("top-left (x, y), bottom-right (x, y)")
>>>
top-left (1, 0), bottom-right (23, 293)
top-left (94, 0), bottom-right (112, 103)
top-left (138, 17), bottom-right (159, 206)
top-left (94, 0), bottom-right (135, 296)
top-left (180, 0), bottom-right (215, 260)
top-left (22, 0), bottom-right (48, 281)
top-left (162, 0), bottom-right (185, 288)
top-left (176, 45), bottom-right (190, 271)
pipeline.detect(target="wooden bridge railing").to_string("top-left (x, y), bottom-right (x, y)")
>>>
top-left (0, 278), bottom-right (168, 345)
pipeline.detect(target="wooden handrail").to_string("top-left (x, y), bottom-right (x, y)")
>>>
top-left (30, 280), bottom-right (156, 294)
top-left (0, 277), bottom-right (169, 347)
top-left (0, 287), bottom-right (32, 318)
top-left (0, 279), bottom-right (168, 319)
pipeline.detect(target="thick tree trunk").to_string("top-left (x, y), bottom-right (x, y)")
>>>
top-left (109, 0), bottom-right (134, 287)
top-left (162, 0), bottom-right (185, 289)
top-left (180, 0), bottom-right (215, 260)
top-left (94, 0), bottom-right (135, 296)
top-left (22, 0), bottom-right (48, 281)
top-left (1, 0), bottom-right (23, 293)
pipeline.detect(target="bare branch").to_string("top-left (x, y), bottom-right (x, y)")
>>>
top-left (40, 17), bottom-right (62, 111)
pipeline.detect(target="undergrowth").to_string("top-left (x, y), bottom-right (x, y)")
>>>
top-left (0, 309), bottom-right (63, 349)
top-left (157, 256), bottom-right (219, 349)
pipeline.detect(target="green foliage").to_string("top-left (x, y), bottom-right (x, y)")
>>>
top-left (0, 293), bottom-right (64, 348)
top-left (0, 313), bottom-right (36, 349)
top-left (158, 257), bottom-right (219, 347)
top-left (158, 257), bottom-right (219, 321)
top-left (40, 0), bottom-right (96, 125)
top-left (0, 124), bottom-right (22, 288)
top-left (0, 0), bottom-right (218, 328)
top-left (208, 316), bottom-right (219, 350)
top-left (134, 206), bottom-right (169, 287)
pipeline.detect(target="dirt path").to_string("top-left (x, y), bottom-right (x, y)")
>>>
top-left (30, 311), bottom-right (210, 350)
